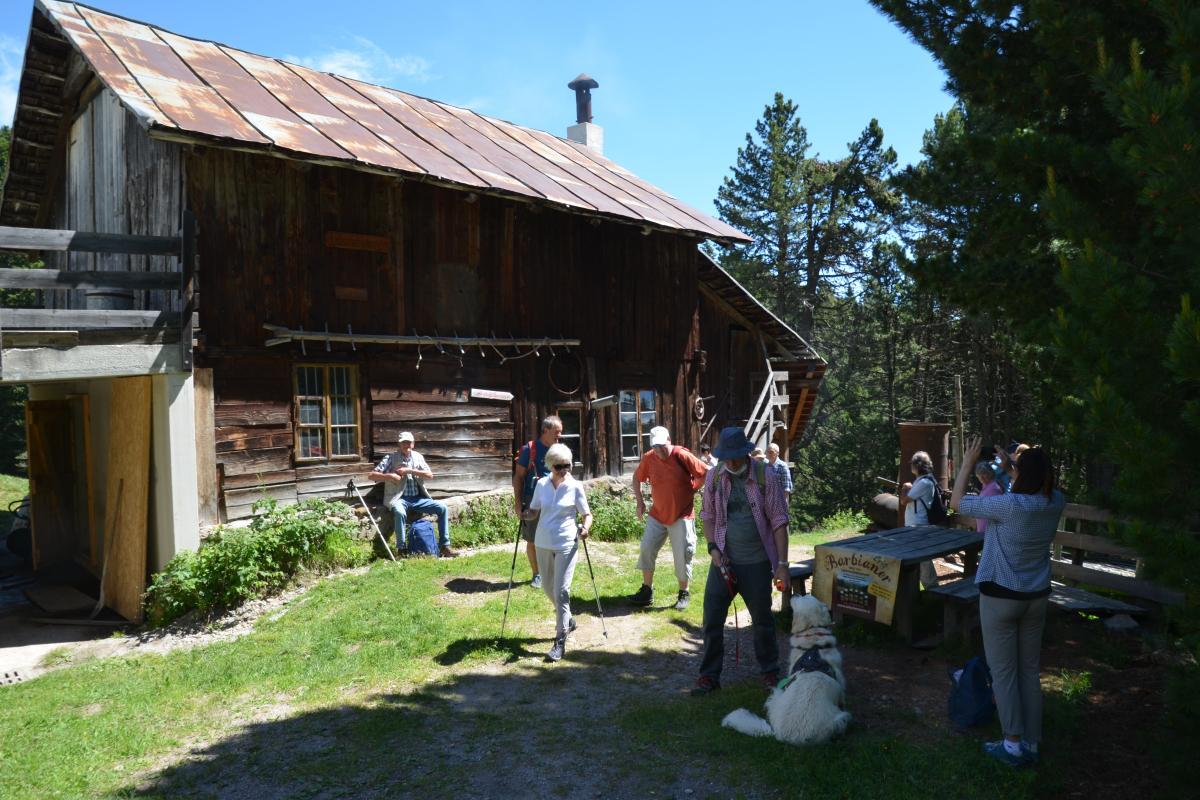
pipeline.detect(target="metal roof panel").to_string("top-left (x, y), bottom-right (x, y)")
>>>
top-left (76, 6), bottom-right (268, 143)
top-left (36, 1), bottom-right (750, 243)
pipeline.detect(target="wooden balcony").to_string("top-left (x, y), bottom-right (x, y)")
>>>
top-left (0, 213), bottom-right (195, 382)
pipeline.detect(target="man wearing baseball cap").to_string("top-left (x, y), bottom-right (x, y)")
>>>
top-left (368, 431), bottom-right (456, 557)
top-left (629, 426), bottom-right (710, 610)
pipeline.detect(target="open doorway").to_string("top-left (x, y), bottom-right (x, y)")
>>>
top-left (25, 397), bottom-right (95, 572)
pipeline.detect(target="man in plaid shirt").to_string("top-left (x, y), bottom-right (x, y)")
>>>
top-left (692, 427), bottom-right (791, 696)
top-left (368, 431), bottom-right (457, 557)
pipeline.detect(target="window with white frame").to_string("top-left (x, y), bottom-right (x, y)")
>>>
top-left (294, 364), bottom-right (360, 462)
top-left (619, 389), bottom-right (657, 460)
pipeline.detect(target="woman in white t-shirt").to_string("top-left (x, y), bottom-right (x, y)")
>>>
top-left (900, 450), bottom-right (936, 526)
top-left (900, 450), bottom-right (939, 588)
top-left (529, 443), bottom-right (593, 662)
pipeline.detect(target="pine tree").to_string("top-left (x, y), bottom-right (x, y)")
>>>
top-left (873, 0), bottom-right (1200, 599)
top-left (715, 94), bottom-right (898, 341)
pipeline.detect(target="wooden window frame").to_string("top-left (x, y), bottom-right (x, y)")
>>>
top-left (293, 363), bottom-right (361, 464)
top-left (556, 404), bottom-right (585, 467)
top-left (619, 389), bottom-right (658, 462)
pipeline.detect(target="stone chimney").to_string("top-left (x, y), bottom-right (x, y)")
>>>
top-left (566, 73), bottom-right (603, 155)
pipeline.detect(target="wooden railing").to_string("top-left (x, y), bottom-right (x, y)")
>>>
top-left (0, 210), bottom-right (196, 371)
top-left (744, 365), bottom-right (789, 449)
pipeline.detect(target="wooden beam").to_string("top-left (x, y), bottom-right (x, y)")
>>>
top-left (0, 308), bottom-right (188, 329)
top-left (0, 226), bottom-right (181, 256)
top-left (698, 281), bottom-right (796, 359)
top-left (324, 231), bottom-right (391, 253)
top-left (334, 286), bottom-right (368, 302)
top-left (0, 267), bottom-right (180, 291)
top-left (180, 210), bottom-right (196, 371)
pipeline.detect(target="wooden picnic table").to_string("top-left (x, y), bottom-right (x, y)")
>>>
top-left (823, 525), bottom-right (984, 641)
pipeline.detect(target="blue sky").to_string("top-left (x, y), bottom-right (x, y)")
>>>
top-left (0, 0), bottom-right (952, 217)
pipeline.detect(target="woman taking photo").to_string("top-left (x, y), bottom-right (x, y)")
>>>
top-left (528, 443), bottom-right (593, 662)
top-left (951, 435), bottom-right (1064, 767)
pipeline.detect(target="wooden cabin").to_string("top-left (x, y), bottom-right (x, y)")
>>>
top-left (0, 2), bottom-right (826, 613)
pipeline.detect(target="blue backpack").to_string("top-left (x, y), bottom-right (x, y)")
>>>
top-left (407, 519), bottom-right (439, 556)
top-left (948, 656), bottom-right (996, 727)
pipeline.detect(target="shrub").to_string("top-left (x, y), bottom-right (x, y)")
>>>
top-left (810, 509), bottom-right (870, 537)
top-left (587, 482), bottom-right (642, 542)
top-left (145, 498), bottom-right (371, 626)
top-left (453, 494), bottom-right (516, 549)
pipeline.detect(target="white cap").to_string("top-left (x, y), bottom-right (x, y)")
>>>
top-left (648, 426), bottom-right (670, 447)
top-left (398, 431), bottom-right (415, 444)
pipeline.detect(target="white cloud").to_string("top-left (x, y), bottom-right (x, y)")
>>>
top-left (286, 36), bottom-right (432, 86)
top-left (0, 35), bottom-right (23, 127)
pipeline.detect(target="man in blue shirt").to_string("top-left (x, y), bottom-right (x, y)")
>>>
top-left (512, 415), bottom-right (563, 589)
top-left (765, 443), bottom-right (793, 503)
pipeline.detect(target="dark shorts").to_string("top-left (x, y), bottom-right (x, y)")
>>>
top-left (520, 515), bottom-right (538, 543)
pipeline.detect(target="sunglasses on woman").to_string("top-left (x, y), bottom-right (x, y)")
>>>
top-left (552, 463), bottom-right (571, 471)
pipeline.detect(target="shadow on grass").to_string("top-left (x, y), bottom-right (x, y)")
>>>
top-left (443, 577), bottom-right (511, 594)
top-left (113, 599), bottom-right (1169, 800)
top-left (435, 635), bottom-right (545, 666)
top-left (587, 593), bottom-right (675, 619)
top-left (119, 639), bottom-right (1045, 800)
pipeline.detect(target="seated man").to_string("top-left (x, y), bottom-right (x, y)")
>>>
top-left (368, 431), bottom-right (458, 557)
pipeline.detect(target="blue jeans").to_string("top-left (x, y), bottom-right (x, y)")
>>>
top-left (389, 495), bottom-right (450, 549)
top-left (699, 559), bottom-right (779, 679)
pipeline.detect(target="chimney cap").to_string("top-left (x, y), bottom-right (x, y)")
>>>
top-left (568, 74), bottom-right (599, 91)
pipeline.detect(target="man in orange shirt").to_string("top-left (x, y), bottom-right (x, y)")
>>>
top-left (629, 426), bottom-right (710, 610)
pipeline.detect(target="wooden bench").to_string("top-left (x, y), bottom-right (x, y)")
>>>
top-left (779, 558), bottom-right (815, 610)
top-left (929, 503), bottom-right (1182, 639)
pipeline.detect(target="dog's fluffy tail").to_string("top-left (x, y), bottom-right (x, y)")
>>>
top-left (721, 708), bottom-right (774, 737)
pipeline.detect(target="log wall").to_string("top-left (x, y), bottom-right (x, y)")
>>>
top-left (183, 146), bottom-right (731, 517)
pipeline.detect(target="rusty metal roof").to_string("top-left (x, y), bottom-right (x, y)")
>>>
top-left (33, 1), bottom-right (749, 243)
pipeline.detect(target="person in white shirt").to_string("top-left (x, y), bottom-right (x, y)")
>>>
top-left (899, 450), bottom-right (939, 588)
top-left (528, 443), bottom-right (593, 662)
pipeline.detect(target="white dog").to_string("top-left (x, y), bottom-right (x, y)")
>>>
top-left (722, 594), bottom-right (851, 745)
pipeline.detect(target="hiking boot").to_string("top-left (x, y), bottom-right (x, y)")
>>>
top-left (690, 676), bottom-right (720, 696)
top-left (547, 636), bottom-right (565, 662)
top-left (674, 590), bottom-right (691, 611)
top-left (761, 671), bottom-right (780, 691)
top-left (531, 574), bottom-right (542, 589)
top-left (630, 584), bottom-right (654, 606)
top-left (439, 546), bottom-right (460, 558)
top-left (567, 617), bottom-right (578, 635)
top-left (983, 740), bottom-right (1032, 767)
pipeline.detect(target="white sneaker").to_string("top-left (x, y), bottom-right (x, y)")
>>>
top-left (531, 574), bottom-right (542, 589)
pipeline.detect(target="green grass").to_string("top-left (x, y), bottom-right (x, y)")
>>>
top-left (0, 472), bottom-right (28, 533)
top-left (620, 686), bottom-right (1038, 800)
top-left (0, 532), bottom-right (1175, 799)
top-left (791, 508), bottom-right (871, 550)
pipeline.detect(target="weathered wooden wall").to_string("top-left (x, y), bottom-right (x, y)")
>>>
top-left (182, 145), bottom-right (726, 517)
top-left (51, 87), bottom-right (182, 311)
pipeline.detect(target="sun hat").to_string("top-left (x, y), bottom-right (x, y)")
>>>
top-left (398, 431), bottom-right (415, 443)
top-left (712, 426), bottom-right (755, 460)
top-left (648, 426), bottom-right (670, 447)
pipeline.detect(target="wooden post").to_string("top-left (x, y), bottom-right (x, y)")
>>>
top-left (179, 210), bottom-right (196, 371)
top-left (954, 375), bottom-right (964, 478)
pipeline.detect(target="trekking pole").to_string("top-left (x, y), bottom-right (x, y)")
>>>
top-left (499, 515), bottom-right (523, 641)
top-left (347, 479), bottom-right (396, 562)
top-left (579, 526), bottom-right (608, 638)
